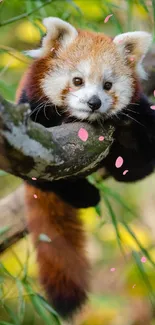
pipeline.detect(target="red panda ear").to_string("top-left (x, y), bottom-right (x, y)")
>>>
top-left (42, 17), bottom-right (78, 51)
top-left (113, 31), bottom-right (152, 79)
top-left (25, 18), bottom-right (78, 59)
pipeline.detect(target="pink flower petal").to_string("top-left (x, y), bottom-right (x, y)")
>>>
top-left (123, 169), bottom-right (129, 175)
top-left (33, 194), bottom-right (38, 199)
top-left (150, 105), bottom-right (155, 110)
top-left (32, 177), bottom-right (37, 181)
top-left (99, 136), bottom-right (104, 141)
top-left (78, 128), bottom-right (88, 142)
top-left (115, 156), bottom-right (124, 168)
top-left (104, 14), bottom-right (113, 23)
top-left (110, 268), bottom-right (116, 272)
top-left (141, 256), bottom-right (147, 263)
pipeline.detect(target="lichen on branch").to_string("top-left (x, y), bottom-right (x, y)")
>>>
top-left (0, 95), bottom-right (114, 181)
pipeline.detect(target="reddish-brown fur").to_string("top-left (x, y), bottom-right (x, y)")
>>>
top-left (16, 27), bottom-right (143, 318)
top-left (24, 184), bottom-right (90, 317)
top-left (16, 55), bottom-right (52, 103)
top-left (16, 78), bottom-right (90, 318)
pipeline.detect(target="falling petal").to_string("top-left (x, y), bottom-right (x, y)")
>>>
top-left (99, 136), bottom-right (104, 141)
top-left (123, 169), bottom-right (129, 175)
top-left (115, 156), bottom-right (124, 168)
top-left (104, 14), bottom-right (113, 23)
top-left (141, 256), bottom-right (147, 263)
top-left (78, 128), bottom-right (88, 142)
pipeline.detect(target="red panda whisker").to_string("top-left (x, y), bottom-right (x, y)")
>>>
top-left (54, 104), bottom-right (62, 117)
top-left (96, 116), bottom-right (104, 128)
top-left (34, 107), bottom-right (42, 123)
top-left (43, 102), bottom-right (50, 120)
top-left (113, 112), bottom-right (121, 121)
top-left (118, 101), bottom-right (140, 113)
top-left (28, 105), bottom-right (42, 118)
top-left (60, 108), bottom-right (69, 115)
top-left (119, 112), bottom-right (145, 128)
top-left (129, 102), bottom-right (140, 106)
top-left (125, 108), bottom-right (140, 114)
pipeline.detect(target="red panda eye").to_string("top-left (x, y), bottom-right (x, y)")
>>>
top-left (72, 77), bottom-right (83, 86)
top-left (104, 82), bottom-right (112, 91)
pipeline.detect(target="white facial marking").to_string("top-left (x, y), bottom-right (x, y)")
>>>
top-left (29, 18), bottom-right (152, 122)
top-left (42, 57), bottom-right (133, 121)
top-left (67, 83), bottom-right (113, 120)
top-left (42, 68), bottom-right (69, 106)
top-left (66, 61), bottom-right (133, 121)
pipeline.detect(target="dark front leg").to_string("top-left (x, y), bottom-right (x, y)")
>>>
top-left (26, 178), bottom-right (100, 208)
top-left (102, 94), bottom-right (155, 182)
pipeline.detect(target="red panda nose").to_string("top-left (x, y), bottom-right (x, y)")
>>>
top-left (87, 95), bottom-right (101, 111)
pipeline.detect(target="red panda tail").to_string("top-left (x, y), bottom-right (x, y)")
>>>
top-left (25, 184), bottom-right (90, 318)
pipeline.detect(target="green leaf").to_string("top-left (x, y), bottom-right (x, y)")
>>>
top-left (122, 221), bottom-right (155, 268)
top-left (95, 204), bottom-right (101, 217)
top-left (0, 81), bottom-right (16, 101)
top-left (66, 0), bottom-right (83, 15)
top-left (23, 282), bottom-right (61, 325)
top-left (37, 295), bottom-right (61, 321)
top-left (102, 194), bottom-right (125, 256)
top-left (0, 226), bottom-right (11, 237)
top-left (2, 304), bottom-right (20, 325)
top-left (101, 2), bottom-right (123, 33)
top-left (132, 250), bottom-right (155, 304)
top-left (0, 321), bottom-right (15, 325)
top-left (16, 280), bottom-right (25, 324)
top-left (139, 0), bottom-right (149, 13)
top-left (98, 183), bottom-right (138, 219)
top-left (0, 170), bottom-right (7, 176)
top-left (0, 262), bottom-right (15, 279)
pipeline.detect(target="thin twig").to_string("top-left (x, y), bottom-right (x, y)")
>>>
top-left (0, 45), bottom-right (30, 64)
top-left (0, 0), bottom-right (54, 27)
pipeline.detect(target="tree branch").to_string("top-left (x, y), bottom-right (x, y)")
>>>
top-left (0, 0), bottom-right (54, 27)
top-left (0, 95), bottom-right (114, 181)
top-left (0, 47), bottom-right (155, 253)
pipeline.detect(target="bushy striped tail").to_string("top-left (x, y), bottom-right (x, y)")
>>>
top-left (25, 184), bottom-right (90, 318)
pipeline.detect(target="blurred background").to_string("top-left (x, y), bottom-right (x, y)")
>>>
top-left (1, 0), bottom-right (155, 324)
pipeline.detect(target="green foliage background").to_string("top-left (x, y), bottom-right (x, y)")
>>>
top-left (1, 1), bottom-right (155, 324)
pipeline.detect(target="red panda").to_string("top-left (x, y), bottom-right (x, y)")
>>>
top-left (16, 17), bottom-right (153, 319)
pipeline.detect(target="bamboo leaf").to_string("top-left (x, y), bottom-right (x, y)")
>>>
top-left (0, 226), bottom-right (11, 237)
top-left (102, 194), bottom-right (125, 256)
top-left (23, 282), bottom-right (61, 325)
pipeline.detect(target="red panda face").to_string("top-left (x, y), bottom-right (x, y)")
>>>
top-left (41, 47), bottom-right (133, 121)
top-left (27, 18), bottom-right (152, 122)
